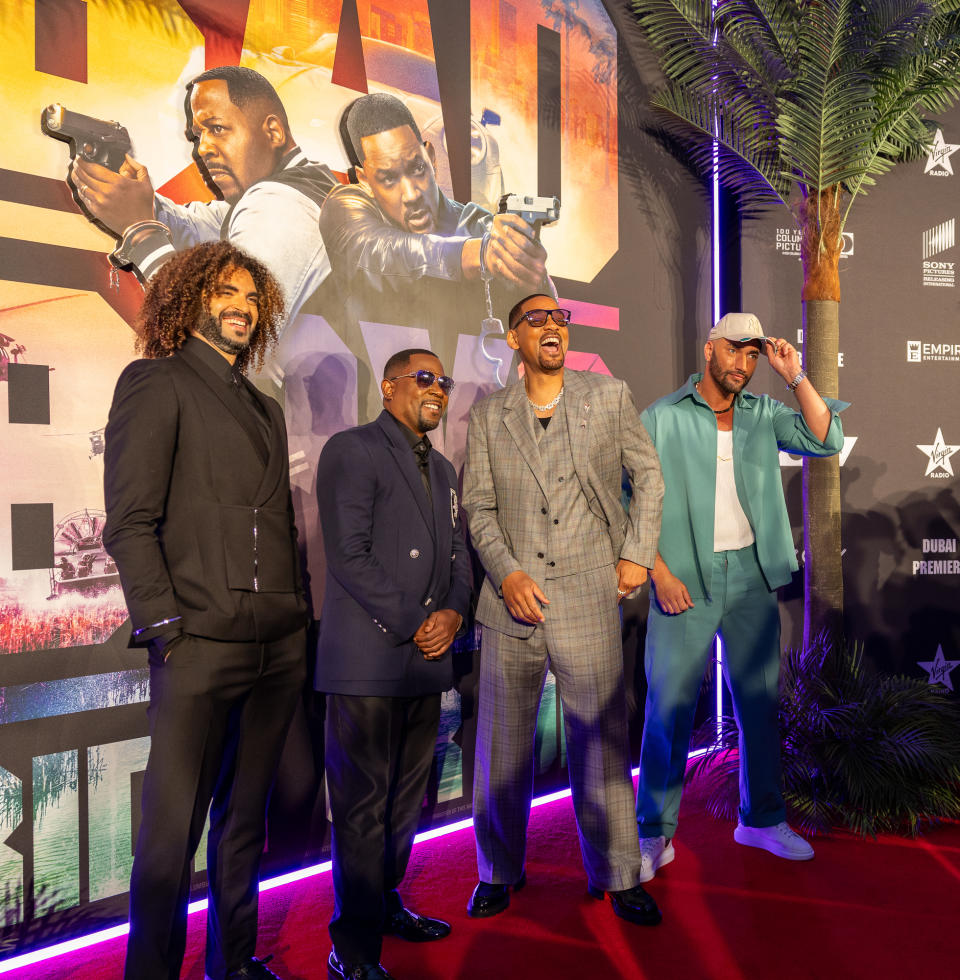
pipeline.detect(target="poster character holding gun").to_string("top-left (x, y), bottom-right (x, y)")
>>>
top-left (42, 67), bottom-right (337, 333)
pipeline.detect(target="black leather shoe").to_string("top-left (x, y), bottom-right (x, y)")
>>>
top-left (226, 955), bottom-right (282, 979)
top-left (327, 950), bottom-right (395, 980)
top-left (588, 883), bottom-right (662, 926)
top-left (466, 871), bottom-right (527, 918)
top-left (383, 905), bottom-right (451, 941)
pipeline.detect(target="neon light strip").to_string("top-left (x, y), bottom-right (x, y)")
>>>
top-left (0, 755), bottom-right (714, 974)
top-left (711, 0), bottom-right (724, 741)
top-left (715, 635), bottom-right (725, 741)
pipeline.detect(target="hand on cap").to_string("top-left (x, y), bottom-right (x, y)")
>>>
top-left (764, 336), bottom-right (802, 382)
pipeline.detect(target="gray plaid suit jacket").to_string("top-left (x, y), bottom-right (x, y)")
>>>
top-left (463, 369), bottom-right (664, 638)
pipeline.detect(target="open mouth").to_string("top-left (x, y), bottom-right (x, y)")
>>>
top-left (421, 399), bottom-right (443, 416)
top-left (540, 335), bottom-right (562, 353)
top-left (404, 209), bottom-right (432, 231)
top-left (221, 313), bottom-right (250, 336)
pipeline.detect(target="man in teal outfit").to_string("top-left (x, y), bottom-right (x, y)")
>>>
top-left (635, 313), bottom-right (847, 879)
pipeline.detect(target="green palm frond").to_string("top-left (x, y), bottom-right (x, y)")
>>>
top-left (632, 0), bottom-right (960, 231)
top-left (685, 637), bottom-right (960, 837)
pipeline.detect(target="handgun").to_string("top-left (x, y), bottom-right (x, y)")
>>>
top-left (498, 193), bottom-right (560, 239)
top-left (41, 103), bottom-right (132, 172)
top-left (480, 194), bottom-right (560, 386)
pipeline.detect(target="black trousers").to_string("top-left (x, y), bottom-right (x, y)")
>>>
top-left (124, 629), bottom-right (306, 980)
top-left (325, 692), bottom-right (441, 968)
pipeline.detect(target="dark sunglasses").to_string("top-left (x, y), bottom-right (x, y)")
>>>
top-left (514, 308), bottom-right (572, 328)
top-left (387, 369), bottom-right (456, 395)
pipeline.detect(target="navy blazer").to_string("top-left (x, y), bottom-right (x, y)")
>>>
top-left (314, 411), bottom-right (472, 696)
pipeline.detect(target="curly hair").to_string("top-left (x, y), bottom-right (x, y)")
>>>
top-left (135, 242), bottom-right (284, 374)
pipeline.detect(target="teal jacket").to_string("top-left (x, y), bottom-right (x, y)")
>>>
top-left (641, 374), bottom-right (848, 596)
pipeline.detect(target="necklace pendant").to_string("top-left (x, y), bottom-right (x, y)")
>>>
top-left (527, 385), bottom-right (564, 413)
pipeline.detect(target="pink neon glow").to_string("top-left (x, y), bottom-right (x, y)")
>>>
top-left (558, 298), bottom-right (620, 331)
top-left (562, 352), bottom-right (613, 375)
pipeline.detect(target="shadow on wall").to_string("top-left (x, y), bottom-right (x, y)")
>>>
top-left (780, 454), bottom-right (960, 677)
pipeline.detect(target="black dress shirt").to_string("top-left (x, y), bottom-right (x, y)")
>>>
top-left (388, 412), bottom-right (433, 503)
top-left (183, 336), bottom-right (272, 460)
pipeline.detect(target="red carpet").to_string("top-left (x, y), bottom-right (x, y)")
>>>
top-left (8, 781), bottom-right (959, 980)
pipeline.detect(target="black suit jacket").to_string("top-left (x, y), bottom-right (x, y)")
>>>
top-left (314, 411), bottom-right (472, 696)
top-left (103, 338), bottom-right (307, 644)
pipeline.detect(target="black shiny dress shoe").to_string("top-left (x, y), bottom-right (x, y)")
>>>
top-left (588, 883), bottom-right (662, 926)
top-left (226, 954), bottom-right (282, 979)
top-left (466, 871), bottom-right (527, 918)
top-left (383, 904), bottom-right (451, 941)
top-left (328, 950), bottom-right (395, 980)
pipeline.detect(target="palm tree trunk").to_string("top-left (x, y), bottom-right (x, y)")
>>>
top-left (801, 301), bottom-right (843, 649)
top-left (798, 187), bottom-right (844, 649)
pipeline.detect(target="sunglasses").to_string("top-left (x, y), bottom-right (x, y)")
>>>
top-left (514, 308), bottom-right (572, 328)
top-left (387, 369), bottom-right (456, 395)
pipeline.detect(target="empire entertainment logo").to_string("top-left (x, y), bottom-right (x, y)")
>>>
top-left (775, 228), bottom-right (854, 258)
top-left (912, 539), bottom-right (960, 575)
top-left (907, 340), bottom-right (960, 362)
top-left (916, 427), bottom-right (959, 477)
top-left (924, 129), bottom-right (960, 175)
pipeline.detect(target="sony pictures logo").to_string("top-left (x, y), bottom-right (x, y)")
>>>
top-left (922, 218), bottom-right (955, 286)
top-left (775, 229), bottom-right (854, 258)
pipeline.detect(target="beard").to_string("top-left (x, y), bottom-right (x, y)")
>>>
top-left (417, 405), bottom-right (441, 432)
top-left (708, 356), bottom-right (748, 396)
top-left (195, 311), bottom-right (252, 358)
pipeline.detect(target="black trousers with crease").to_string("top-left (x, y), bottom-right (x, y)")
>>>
top-left (325, 692), bottom-right (441, 968)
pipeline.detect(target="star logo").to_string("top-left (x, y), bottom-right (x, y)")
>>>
top-left (918, 645), bottom-right (960, 692)
top-left (916, 428), bottom-right (960, 476)
top-left (925, 129), bottom-right (960, 174)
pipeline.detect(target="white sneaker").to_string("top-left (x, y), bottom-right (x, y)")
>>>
top-left (734, 821), bottom-right (814, 860)
top-left (638, 835), bottom-right (675, 882)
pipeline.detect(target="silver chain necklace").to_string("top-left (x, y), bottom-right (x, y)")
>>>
top-left (526, 385), bottom-right (564, 413)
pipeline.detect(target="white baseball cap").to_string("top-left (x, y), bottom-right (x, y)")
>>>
top-left (707, 313), bottom-right (771, 345)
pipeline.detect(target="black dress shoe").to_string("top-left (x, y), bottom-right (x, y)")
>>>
top-left (588, 882), bottom-right (662, 925)
top-left (226, 955), bottom-right (282, 979)
top-left (383, 905), bottom-right (451, 941)
top-left (466, 871), bottom-right (527, 918)
top-left (327, 950), bottom-right (395, 980)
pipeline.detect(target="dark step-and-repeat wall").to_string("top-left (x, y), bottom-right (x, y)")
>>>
top-left (741, 111), bottom-right (960, 676)
top-left (0, 0), bottom-right (955, 958)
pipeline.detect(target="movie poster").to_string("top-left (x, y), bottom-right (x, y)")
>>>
top-left (0, 0), bottom-right (709, 954)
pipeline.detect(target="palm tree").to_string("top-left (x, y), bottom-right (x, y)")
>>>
top-left (631, 0), bottom-right (960, 646)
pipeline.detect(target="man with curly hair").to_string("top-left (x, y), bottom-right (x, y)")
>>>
top-left (103, 241), bottom-right (308, 980)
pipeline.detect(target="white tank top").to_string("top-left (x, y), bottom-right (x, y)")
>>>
top-left (713, 429), bottom-right (755, 552)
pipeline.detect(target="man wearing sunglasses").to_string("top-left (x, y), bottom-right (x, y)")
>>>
top-left (315, 350), bottom-right (472, 980)
top-left (462, 295), bottom-right (665, 927)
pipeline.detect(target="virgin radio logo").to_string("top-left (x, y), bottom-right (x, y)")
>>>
top-left (917, 428), bottom-right (960, 477)
top-left (925, 129), bottom-right (960, 175)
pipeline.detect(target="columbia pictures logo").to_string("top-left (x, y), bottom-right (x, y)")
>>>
top-left (776, 229), bottom-right (854, 258)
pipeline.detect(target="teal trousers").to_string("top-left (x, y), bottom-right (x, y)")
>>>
top-left (636, 544), bottom-right (786, 838)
